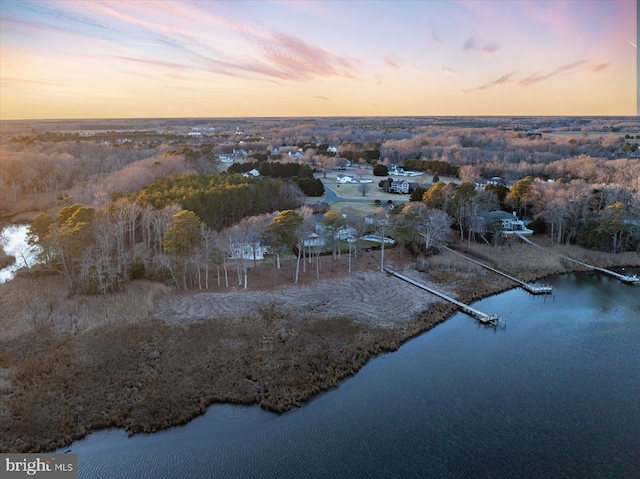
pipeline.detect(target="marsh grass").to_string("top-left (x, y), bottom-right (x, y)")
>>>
top-left (0, 276), bottom-right (168, 341)
top-left (417, 250), bottom-right (485, 274)
top-left (414, 238), bottom-right (640, 302)
top-left (1, 237), bottom-right (639, 453)
top-left (0, 309), bottom-right (414, 452)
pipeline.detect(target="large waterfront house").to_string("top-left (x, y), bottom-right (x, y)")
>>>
top-left (478, 210), bottom-right (533, 236)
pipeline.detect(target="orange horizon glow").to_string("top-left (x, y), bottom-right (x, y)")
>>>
top-left (0, 0), bottom-right (636, 120)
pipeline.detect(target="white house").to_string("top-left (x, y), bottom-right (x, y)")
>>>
top-left (479, 210), bottom-right (533, 236)
top-left (336, 174), bottom-right (357, 184)
top-left (388, 180), bottom-right (410, 194)
top-left (314, 214), bottom-right (355, 241)
top-left (301, 232), bottom-right (325, 248)
top-left (229, 242), bottom-right (268, 260)
top-left (336, 226), bottom-right (356, 241)
top-left (242, 168), bottom-right (261, 177)
top-left (389, 166), bottom-right (421, 177)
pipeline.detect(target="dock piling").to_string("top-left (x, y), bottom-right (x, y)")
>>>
top-left (384, 266), bottom-right (505, 328)
top-left (515, 235), bottom-right (640, 286)
top-left (442, 246), bottom-right (553, 295)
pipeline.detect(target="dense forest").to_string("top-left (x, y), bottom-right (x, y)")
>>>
top-left (2, 116), bottom-right (639, 293)
top-left (227, 161), bottom-right (325, 196)
top-left (135, 173), bottom-right (304, 229)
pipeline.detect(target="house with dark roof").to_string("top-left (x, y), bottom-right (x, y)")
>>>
top-left (388, 180), bottom-right (410, 194)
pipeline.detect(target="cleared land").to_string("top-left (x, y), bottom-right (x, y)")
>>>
top-left (155, 270), bottom-right (448, 329)
top-left (320, 171), bottom-right (459, 204)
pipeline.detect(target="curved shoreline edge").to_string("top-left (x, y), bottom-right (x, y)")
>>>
top-left (0, 247), bottom-right (638, 453)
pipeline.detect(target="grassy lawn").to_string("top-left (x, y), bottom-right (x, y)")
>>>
top-left (323, 178), bottom-right (411, 202)
top-left (321, 173), bottom-right (461, 204)
top-left (330, 201), bottom-right (381, 215)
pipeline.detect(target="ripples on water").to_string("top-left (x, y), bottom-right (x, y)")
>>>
top-left (53, 270), bottom-right (640, 478)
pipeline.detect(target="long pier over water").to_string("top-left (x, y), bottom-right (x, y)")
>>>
top-left (442, 246), bottom-right (553, 294)
top-left (384, 266), bottom-right (504, 327)
top-left (516, 234), bottom-right (640, 285)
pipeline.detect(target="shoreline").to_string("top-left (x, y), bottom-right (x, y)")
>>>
top-left (0, 241), bottom-right (638, 453)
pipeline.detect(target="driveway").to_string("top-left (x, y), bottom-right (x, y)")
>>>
top-left (322, 183), bottom-right (377, 204)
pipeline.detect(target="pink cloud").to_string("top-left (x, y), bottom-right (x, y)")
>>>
top-left (383, 55), bottom-right (411, 71)
top-left (464, 71), bottom-right (516, 93)
top-left (88, 2), bottom-right (360, 83)
top-left (270, 0), bottom-right (336, 21)
top-left (518, 60), bottom-right (587, 87)
top-left (0, 77), bottom-right (60, 87)
top-left (111, 55), bottom-right (193, 71)
top-left (462, 37), bottom-right (499, 56)
top-left (590, 63), bottom-right (609, 72)
top-left (261, 33), bottom-right (359, 81)
top-left (3, 0), bottom-right (364, 87)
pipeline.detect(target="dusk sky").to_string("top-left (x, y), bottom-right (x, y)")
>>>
top-left (0, 0), bottom-right (636, 119)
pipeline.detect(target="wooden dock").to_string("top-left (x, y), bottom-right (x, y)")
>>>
top-left (442, 246), bottom-right (553, 295)
top-left (516, 234), bottom-right (640, 286)
top-left (384, 266), bottom-right (504, 327)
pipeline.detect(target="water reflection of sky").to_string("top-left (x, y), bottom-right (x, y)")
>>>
top-left (0, 224), bottom-right (37, 283)
top-left (56, 271), bottom-right (640, 479)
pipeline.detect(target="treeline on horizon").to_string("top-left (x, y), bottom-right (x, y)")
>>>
top-left (2, 117), bottom-right (637, 210)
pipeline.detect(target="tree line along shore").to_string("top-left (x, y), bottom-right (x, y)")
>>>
top-left (1, 116), bottom-right (639, 452)
top-left (1, 238), bottom-right (639, 453)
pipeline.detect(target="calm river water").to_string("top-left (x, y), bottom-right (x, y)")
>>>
top-left (53, 269), bottom-right (640, 478)
top-left (0, 224), bottom-right (36, 283)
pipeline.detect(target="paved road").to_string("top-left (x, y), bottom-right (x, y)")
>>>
top-left (320, 182), bottom-right (380, 204)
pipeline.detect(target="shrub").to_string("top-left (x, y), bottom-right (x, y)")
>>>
top-left (373, 164), bottom-right (389, 176)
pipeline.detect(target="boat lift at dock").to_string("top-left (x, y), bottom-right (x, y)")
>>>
top-left (384, 266), bottom-right (505, 328)
top-left (441, 246), bottom-right (553, 295)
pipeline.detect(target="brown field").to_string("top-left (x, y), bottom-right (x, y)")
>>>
top-left (1, 239), bottom-right (639, 453)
